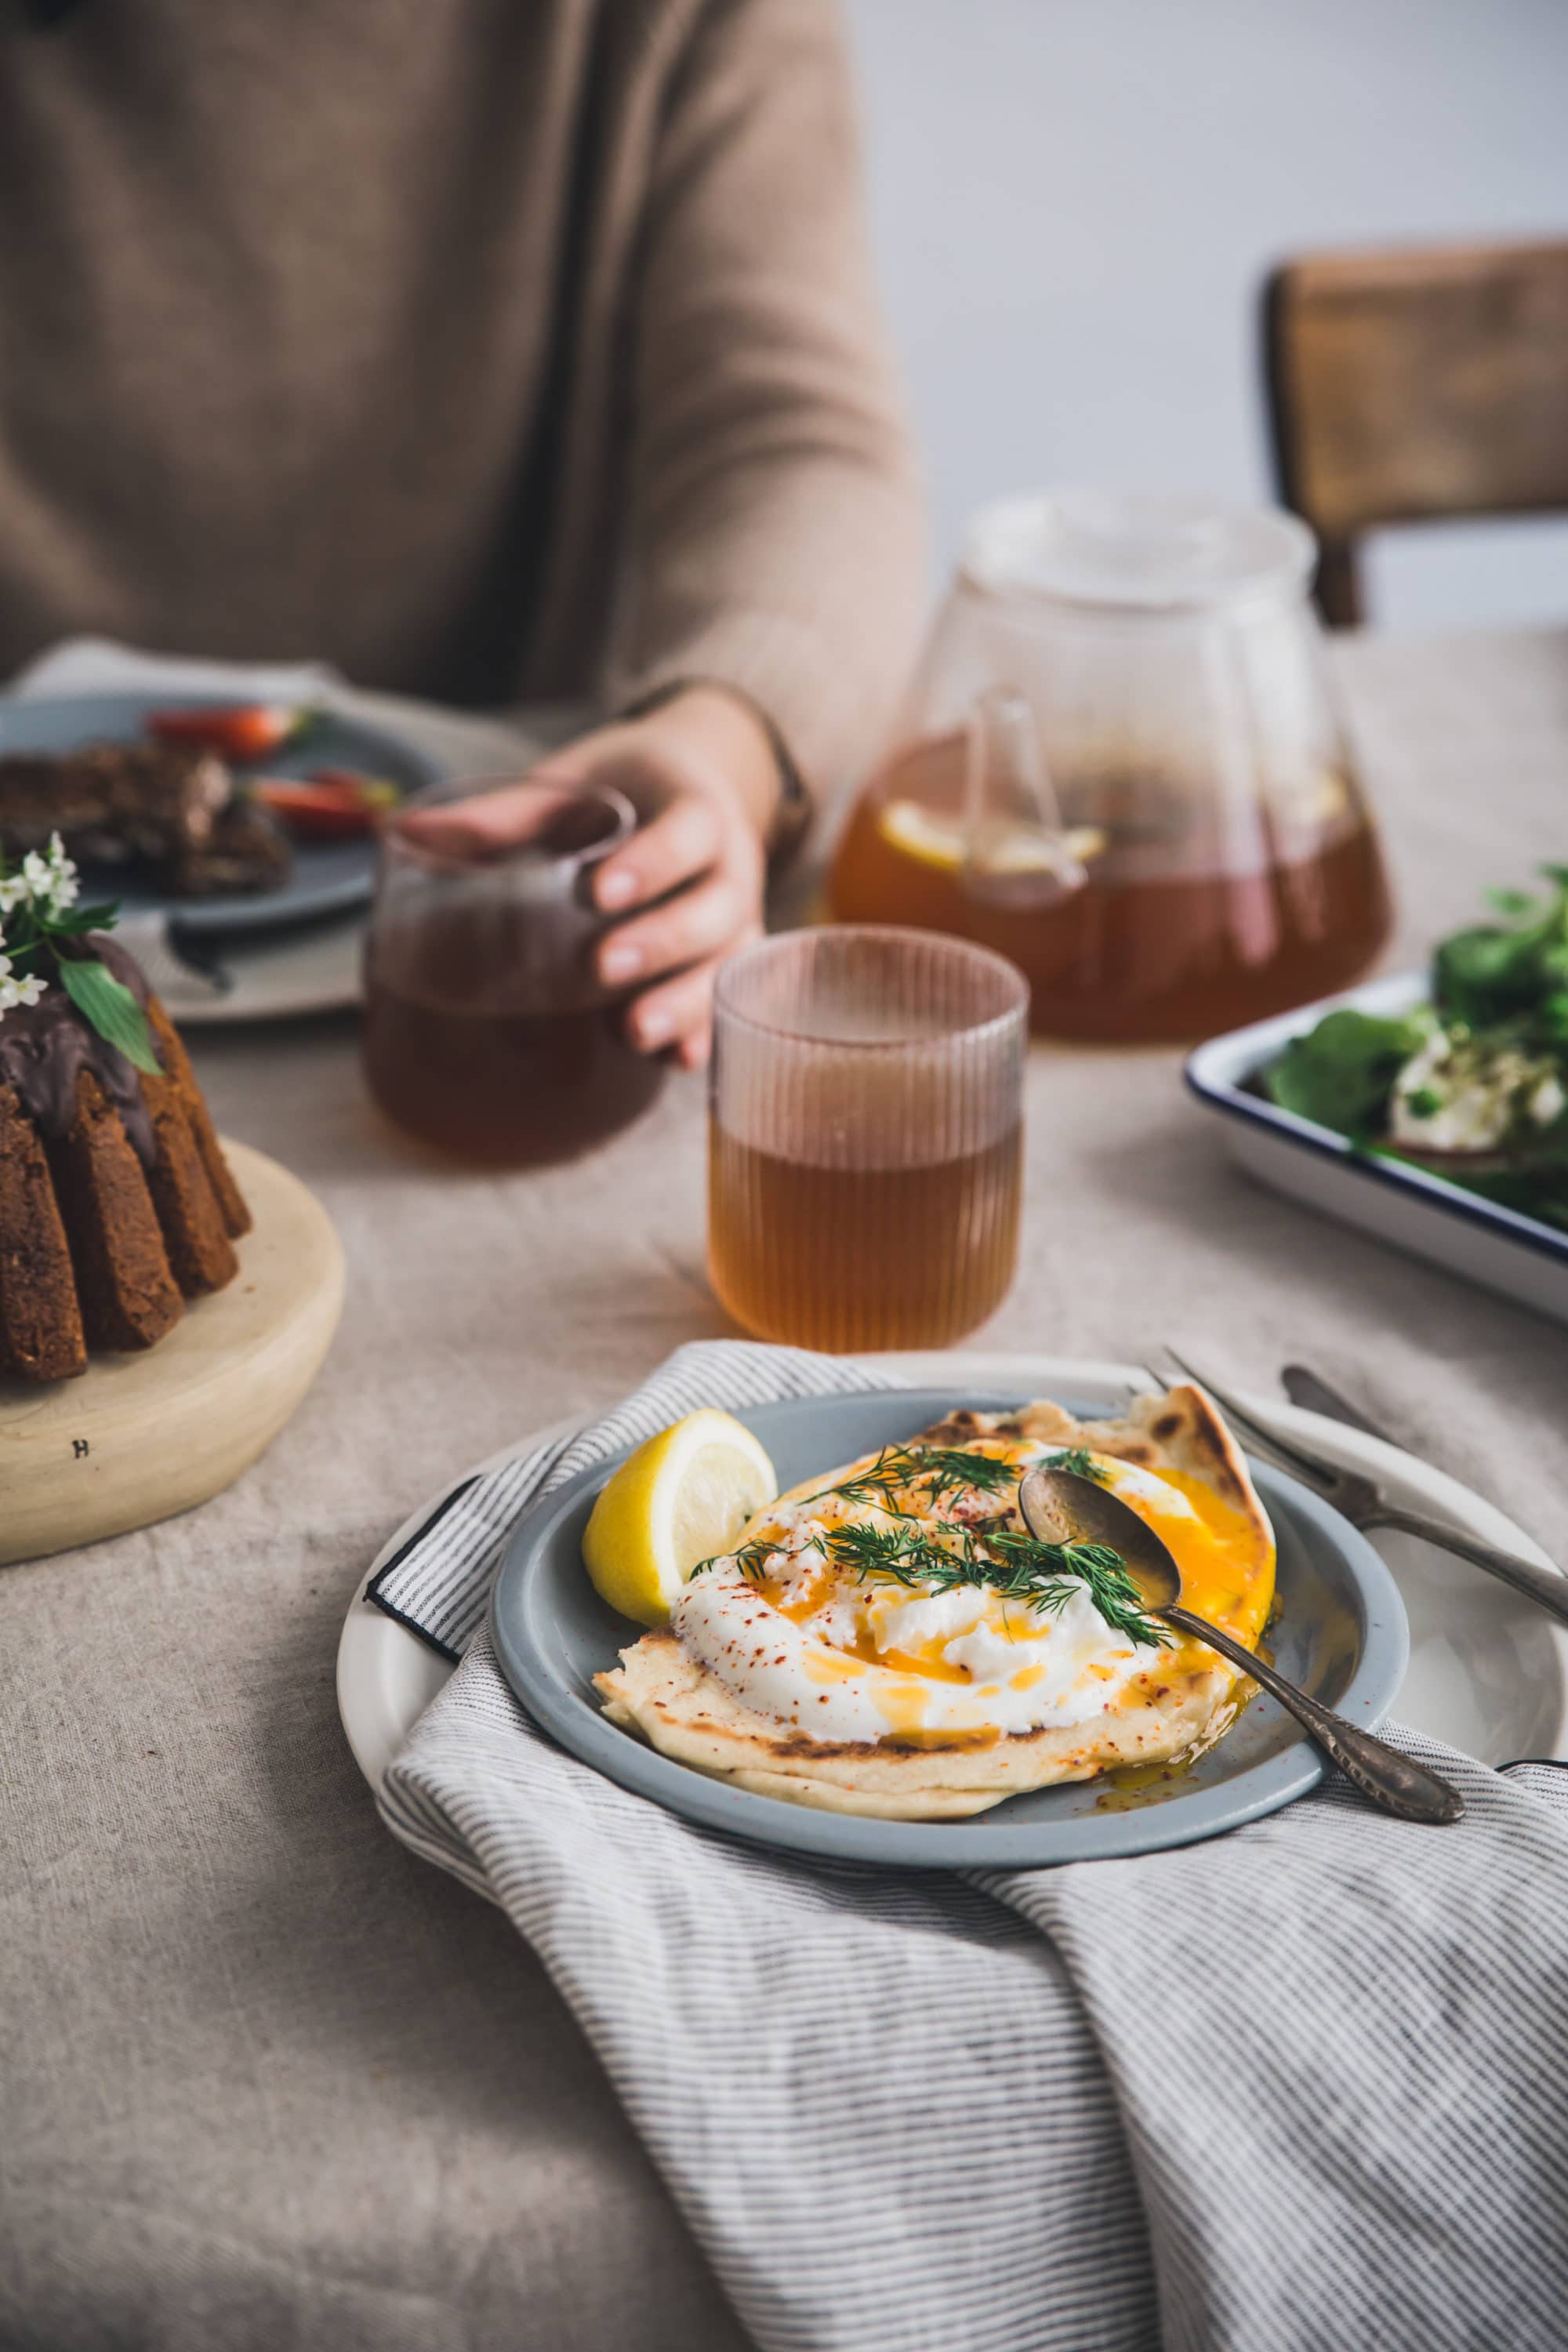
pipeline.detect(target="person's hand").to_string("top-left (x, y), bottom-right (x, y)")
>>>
top-left (405, 688), bottom-right (781, 1069)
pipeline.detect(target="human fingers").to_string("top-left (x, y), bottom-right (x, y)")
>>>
top-left (592, 789), bottom-right (727, 912)
top-left (622, 949), bottom-right (734, 1057)
top-left (597, 869), bottom-right (754, 989)
top-left (392, 760), bottom-right (593, 851)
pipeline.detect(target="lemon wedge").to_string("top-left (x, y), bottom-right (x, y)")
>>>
top-left (582, 1410), bottom-right (778, 1626)
top-left (878, 798), bottom-right (1106, 874)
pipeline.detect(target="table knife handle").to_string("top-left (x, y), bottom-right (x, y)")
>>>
top-left (1367, 1505), bottom-right (1568, 1628)
top-left (1160, 1605), bottom-right (1464, 1824)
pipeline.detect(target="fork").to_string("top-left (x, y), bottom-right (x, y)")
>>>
top-left (114, 910), bottom-right (234, 1005)
top-left (1144, 1346), bottom-right (1568, 1631)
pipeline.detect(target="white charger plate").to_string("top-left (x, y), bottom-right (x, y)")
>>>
top-left (153, 912), bottom-right (367, 1025)
top-left (336, 1351), bottom-right (1568, 1793)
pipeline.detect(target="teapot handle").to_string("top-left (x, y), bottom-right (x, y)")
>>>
top-left (962, 687), bottom-right (1090, 906)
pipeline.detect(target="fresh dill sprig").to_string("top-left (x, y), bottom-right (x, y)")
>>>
top-left (822, 1519), bottom-right (1169, 1651)
top-left (688, 1534), bottom-right (789, 1584)
top-left (983, 1530), bottom-right (1169, 1650)
top-left (797, 1442), bottom-right (1019, 1516)
top-left (1043, 1446), bottom-right (1110, 1485)
top-left (910, 1446), bottom-right (1019, 1504)
top-left (795, 1446), bottom-right (921, 1513)
top-left (822, 1519), bottom-right (972, 1586)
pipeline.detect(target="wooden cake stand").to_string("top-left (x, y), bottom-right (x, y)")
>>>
top-left (0, 1141), bottom-right (344, 1566)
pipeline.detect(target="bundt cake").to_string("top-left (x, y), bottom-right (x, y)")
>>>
top-left (0, 935), bottom-right (250, 1382)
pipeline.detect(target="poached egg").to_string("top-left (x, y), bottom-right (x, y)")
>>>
top-left (671, 1439), bottom-right (1269, 1747)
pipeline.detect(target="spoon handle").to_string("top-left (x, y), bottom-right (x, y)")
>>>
top-left (1159, 1604), bottom-right (1465, 1825)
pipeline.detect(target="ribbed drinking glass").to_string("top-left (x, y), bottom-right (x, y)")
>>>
top-left (708, 927), bottom-right (1028, 1350)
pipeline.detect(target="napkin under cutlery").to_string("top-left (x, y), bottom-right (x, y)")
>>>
top-left (372, 1340), bottom-right (1568, 2352)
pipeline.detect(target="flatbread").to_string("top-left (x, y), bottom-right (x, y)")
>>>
top-left (594, 1385), bottom-right (1272, 1821)
top-left (598, 1625), bottom-right (1225, 1817)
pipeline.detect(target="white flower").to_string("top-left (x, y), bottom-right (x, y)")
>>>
top-left (0, 949), bottom-right (48, 1015)
top-left (0, 833), bottom-right (82, 930)
top-left (43, 831), bottom-right (79, 911)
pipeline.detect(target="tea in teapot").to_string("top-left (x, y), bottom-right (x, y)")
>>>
top-left (829, 490), bottom-right (1392, 1043)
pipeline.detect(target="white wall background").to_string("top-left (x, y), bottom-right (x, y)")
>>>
top-left (844, 0), bottom-right (1568, 632)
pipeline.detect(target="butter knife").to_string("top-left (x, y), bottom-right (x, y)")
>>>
top-left (1280, 1364), bottom-right (1393, 1444)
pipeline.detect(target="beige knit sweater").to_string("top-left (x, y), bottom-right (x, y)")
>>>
top-left (0, 0), bottom-right (927, 793)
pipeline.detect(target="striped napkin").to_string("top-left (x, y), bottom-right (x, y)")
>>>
top-left (373, 1340), bottom-right (1568, 2352)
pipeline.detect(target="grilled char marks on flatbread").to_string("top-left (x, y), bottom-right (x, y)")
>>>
top-left (594, 1629), bottom-right (1221, 1820)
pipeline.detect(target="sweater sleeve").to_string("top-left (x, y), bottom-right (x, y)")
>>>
top-left (605, 0), bottom-right (930, 809)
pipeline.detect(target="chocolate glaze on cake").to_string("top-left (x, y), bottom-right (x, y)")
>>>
top-left (0, 936), bottom-right (156, 1170)
top-left (0, 936), bottom-right (250, 1382)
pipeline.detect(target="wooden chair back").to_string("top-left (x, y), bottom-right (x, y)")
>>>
top-left (1263, 239), bottom-right (1568, 626)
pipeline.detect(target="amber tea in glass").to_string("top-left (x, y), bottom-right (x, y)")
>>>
top-left (708, 928), bottom-right (1027, 1351)
top-left (363, 779), bottom-right (665, 1166)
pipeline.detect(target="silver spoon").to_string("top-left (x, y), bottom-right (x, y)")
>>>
top-left (1018, 1467), bottom-right (1464, 1826)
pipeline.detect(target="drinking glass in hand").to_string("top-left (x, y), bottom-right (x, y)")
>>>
top-left (708, 927), bottom-right (1027, 1350)
top-left (363, 779), bottom-right (665, 1166)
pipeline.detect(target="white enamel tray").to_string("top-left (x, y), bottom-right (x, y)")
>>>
top-left (1187, 973), bottom-right (1568, 1327)
top-left (337, 1352), bottom-right (1568, 1794)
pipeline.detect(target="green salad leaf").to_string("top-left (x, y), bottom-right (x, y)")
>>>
top-left (1435, 866), bottom-right (1568, 1033)
top-left (1260, 866), bottom-right (1568, 1238)
top-left (1265, 1007), bottom-right (1428, 1136)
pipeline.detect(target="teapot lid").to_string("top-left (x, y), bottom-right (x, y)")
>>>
top-left (963, 488), bottom-right (1316, 612)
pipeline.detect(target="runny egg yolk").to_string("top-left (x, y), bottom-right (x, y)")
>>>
top-left (1098, 1460), bottom-right (1274, 1654)
top-left (747, 1443), bottom-right (1274, 1703)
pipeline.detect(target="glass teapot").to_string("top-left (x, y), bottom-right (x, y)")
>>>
top-left (828, 487), bottom-right (1392, 1042)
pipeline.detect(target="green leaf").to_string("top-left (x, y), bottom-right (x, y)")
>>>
top-left (47, 901), bottom-right (122, 936)
top-left (1435, 867), bottom-right (1568, 1030)
top-left (56, 956), bottom-right (162, 1076)
top-left (5, 902), bottom-right (43, 956)
top-left (1436, 923), bottom-right (1541, 1027)
top-left (1265, 1007), bottom-right (1427, 1136)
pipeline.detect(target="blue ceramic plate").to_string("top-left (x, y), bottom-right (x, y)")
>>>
top-left (489, 1387), bottom-right (1409, 1867)
top-left (0, 691), bottom-right (444, 935)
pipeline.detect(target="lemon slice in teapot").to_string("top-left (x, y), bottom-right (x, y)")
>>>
top-left (880, 799), bottom-right (1106, 876)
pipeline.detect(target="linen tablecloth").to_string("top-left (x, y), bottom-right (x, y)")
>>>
top-left (3, 626), bottom-right (1567, 2350)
